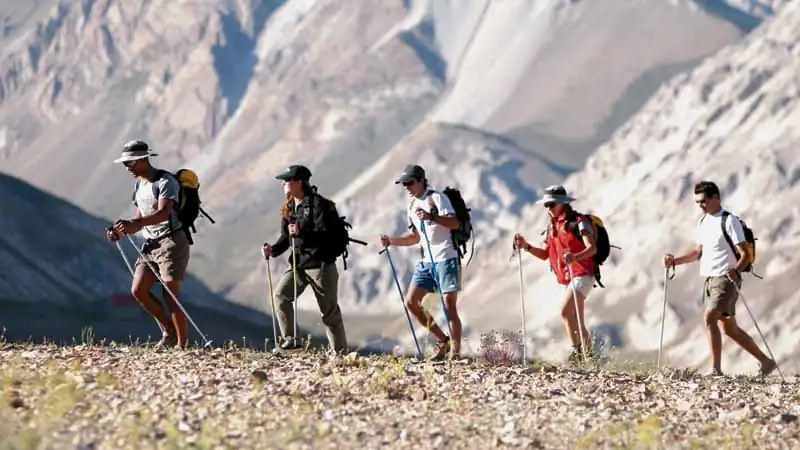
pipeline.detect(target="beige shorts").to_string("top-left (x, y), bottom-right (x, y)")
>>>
top-left (135, 230), bottom-right (190, 282)
top-left (567, 275), bottom-right (594, 298)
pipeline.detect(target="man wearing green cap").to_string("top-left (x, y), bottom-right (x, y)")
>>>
top-left (262, 165), bottom-right (348, 354)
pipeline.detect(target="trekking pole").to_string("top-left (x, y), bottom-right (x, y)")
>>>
top-left (379, 246), bottom-right (423, 361)
top-left (265, 255), bottom-right (279, 353)
top-left (657, 263), bottom-right (675, 371)
top-left (113, 240), bottom-right (136, 277)
top-left (729, 279), bottom-right (785, 382)
top-left (512, 244), bottom-right (528, 362)
top-left (566, 265), bottom-right (589, 363)
top-left (419, 221), bottom-right (453, 337)
top-left (124, 235), bottom-right (213, 348)
top-left (110, 232), bottom-right (169, 336)
top-left (290, 236), bottom-right (298, 344)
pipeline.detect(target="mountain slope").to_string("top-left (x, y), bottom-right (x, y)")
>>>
top-left (0, 0), bottom-right (783, 357)
top-left (466, 0), bottom-right (800, 374)
top-left (0, 172), bottom-right (279, 346)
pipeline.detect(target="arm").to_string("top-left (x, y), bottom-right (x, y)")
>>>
top-left (673, 244), bottom-right (702, 266)
top-left (132, 176), bottom-right (178, 227)
top-left (728, 216), bottom-right (749, 273)
top-left (388, 227), bottom-right (421, 247)
top-left (270, 216), bottom-right (291, 256)
top-left (134, 198), bottom-right (174, 227)
top-left (572, 219), bottom-right (597, 262)
top-left (429, 192), bottom-right (460, 230)
top-left (516, 232), bottom-right (549, 261)
top-left (521, 241), bottom-right (549, 261)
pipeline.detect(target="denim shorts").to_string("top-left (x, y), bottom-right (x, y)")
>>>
top-left (411, 257), bottom-right (461, 294)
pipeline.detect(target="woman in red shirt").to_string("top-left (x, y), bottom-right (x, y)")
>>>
top-left (514, 185), bottom-right (598, 365)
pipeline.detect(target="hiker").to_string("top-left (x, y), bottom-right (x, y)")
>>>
top-left (261, 164), bottom-right (348, 354)
top-left (379, 164), bottom-right (464, 360)
top-left (662, 180), bottom-right (776, 377)
top-left (105, 140), bottom-right (190, 349)
top-left (512, 185), bottom-right (597, 365)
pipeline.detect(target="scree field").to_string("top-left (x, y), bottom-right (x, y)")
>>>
top-left (0, 341), bottom-right (797, 449)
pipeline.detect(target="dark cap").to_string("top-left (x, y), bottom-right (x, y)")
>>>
top-left (394, 164), bottom-right (426, 184)
top-left (275, 164), bottom-right (312, 181)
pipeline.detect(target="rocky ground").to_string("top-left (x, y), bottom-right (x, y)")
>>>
top-left (0, 341), bottom-right (797, 449)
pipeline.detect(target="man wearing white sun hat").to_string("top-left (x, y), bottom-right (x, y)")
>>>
top-left (106, 140), bottom-right (190, 350)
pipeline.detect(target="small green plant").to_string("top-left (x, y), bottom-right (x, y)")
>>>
top-left (80, 326), bottom-right (95, 346)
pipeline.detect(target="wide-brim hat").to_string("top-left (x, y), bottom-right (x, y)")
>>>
top-left (535, 185), bottom-right (576, 205)
top-left (113, 140), bottom-right (158, 163)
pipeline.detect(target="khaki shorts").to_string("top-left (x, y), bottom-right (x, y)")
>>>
top-left (135, 230), bottom-right (190, 282)
top-left (703, 275), bottom-right (740, 317)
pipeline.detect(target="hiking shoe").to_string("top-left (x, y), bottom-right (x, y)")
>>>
top-left (429, 337), bottom-right (451, 361)
top-left (758, 359), bottom-right (777, 378)
top-left (279, 337), bottom-right (303, 351)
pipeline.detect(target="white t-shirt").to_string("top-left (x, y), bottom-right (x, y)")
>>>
top-left (407, 189), bottom-right (459, 263)
top-left (695, 209), bottom-right (745, 277)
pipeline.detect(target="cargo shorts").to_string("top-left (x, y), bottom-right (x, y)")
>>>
top-left (135, 230), bottom-right (191, 282)
top-left (703, 275), bottom-right (741, 317)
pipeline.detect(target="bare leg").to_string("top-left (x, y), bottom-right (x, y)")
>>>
top-left (162, 280), bottom-right (188, 348)
top-left (719, 317), bottom-right (769, 363)
top-left (561, 288), bottom-right (591, 349)
top-left (704, 308), bottom-right (723, 372)
top-left (444, 292), bottom-right (462, 355)
top-left (405, 286), bottom-right (448, 343)
top-left (131, 265), bottom-right (175, 342)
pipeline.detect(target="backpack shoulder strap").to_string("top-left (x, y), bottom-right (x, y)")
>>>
top-left (720, 210), bottom-right (738, 256)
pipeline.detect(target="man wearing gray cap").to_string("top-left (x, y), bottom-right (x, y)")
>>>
top-left (106, 140), bottom-right (190, 349)
top-left (379, 164), bottom-right (464, 360)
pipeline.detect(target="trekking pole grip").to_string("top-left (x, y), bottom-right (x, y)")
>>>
top-left (667, 262), bottom-right (676, 280)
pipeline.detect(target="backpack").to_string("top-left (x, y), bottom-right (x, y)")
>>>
top-left (564, 211), bottom-right (616, 288)
top-left (442, 187), bottom-right (475, 265)
top-left (313, 194), bottom-right (367, 270)
top-left (133, 168), bottom-right (215, 244)
top-left (715, 211), bottom-right (761, 278)
top-left (416, 187), bottom-right (475, 265)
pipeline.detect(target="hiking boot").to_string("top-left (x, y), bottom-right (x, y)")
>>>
top-left (279, 337), bottom-right (303, 352)
top-left (429, 337), bottom-right (451, 361)
top-left (758, 359), bottom-right (777, 378)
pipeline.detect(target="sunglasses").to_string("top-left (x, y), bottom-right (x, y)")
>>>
top-left (402, 180), bottom-right (417, 187)
top-left (544, 202), bottom-right (557, 209)
top-left (123, 160), bottom-right (138, 168)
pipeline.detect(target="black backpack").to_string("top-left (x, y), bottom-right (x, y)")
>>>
top-left (314, 194), bottom-right (367, 270)
top-left (442, 186), bottom-right (475, 265)
top-left (133, 168), bottom-right (215, 244)
top-left (416, 187), bottom-right (475, 265)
